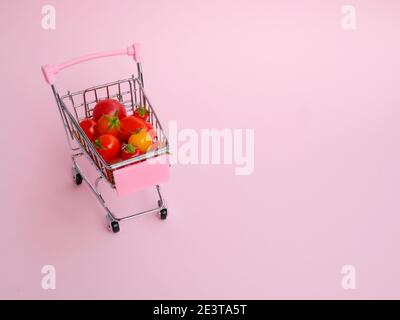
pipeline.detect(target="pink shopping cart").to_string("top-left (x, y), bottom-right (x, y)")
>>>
top-left (42, 43), bottom-right (169, 233)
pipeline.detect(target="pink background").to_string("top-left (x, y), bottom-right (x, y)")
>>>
top-left (1, 0), bottom-right (400, 299)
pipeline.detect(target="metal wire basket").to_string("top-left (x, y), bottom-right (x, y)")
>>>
top-left (60, 77), bottom-right (169, 186)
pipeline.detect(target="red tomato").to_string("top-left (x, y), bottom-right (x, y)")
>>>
top-left (92, 99), bottom-right (127, 121)
top-left (146, 124), bottom-right (157, 140)
top-left (121, 144), bottom-right (142, 160)
top-left (145, 121), bottom-right (156, 135)
top-left (79, 118), bottom-right (98, 142)
top-left (109, 157), bottom-right (122, 165)
top-left (94, 134), bottom-right (121, 162)
top-left (133, 106), bottom-right (150, 122)
top-left (118, 115), bottom-right (154, 142)
top-left (97, 111), bottom-right (121, 137)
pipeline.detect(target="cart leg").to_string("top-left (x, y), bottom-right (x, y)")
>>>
top-left (72, 166), bottom-right (83, 185)
top-left (71, 164), bottom-right (121, 233)
top-left (71, 153), bottom-right (84, 185)
top-left (106, 213), bottom-right (120, 233)
top-left (156, 185), bottom-right (168, 220)
top-left (93, 176), bottom-right (121, 233)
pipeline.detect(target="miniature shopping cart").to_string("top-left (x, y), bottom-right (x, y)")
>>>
top-left (42, 43), bottom-right (169, 233)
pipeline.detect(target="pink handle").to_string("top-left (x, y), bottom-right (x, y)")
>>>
top-left (41, 43), bottom-right (141, 85)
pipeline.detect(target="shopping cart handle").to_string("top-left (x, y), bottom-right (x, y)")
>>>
top-left (41, 43), bottom-right (142, 85)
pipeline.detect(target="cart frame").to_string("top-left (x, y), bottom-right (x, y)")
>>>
top-left (42, 43), bottom-right (169, 233)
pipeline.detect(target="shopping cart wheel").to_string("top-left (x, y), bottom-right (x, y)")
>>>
top-left (110, 221), bottom-right (120, 233)
top-left (73, 172), bottom-right (83, 185)
top-left (160, 208), bottom-right (168, 220)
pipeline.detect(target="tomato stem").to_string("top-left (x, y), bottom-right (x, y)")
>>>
top-left (137, 106), bottom-right (148, 117)
top-left (104, 111), bottom-right (121, 130)
top-left (94, 138), bottom-right (105, 150)
top-left (124, 143), bottom-right (137, 154)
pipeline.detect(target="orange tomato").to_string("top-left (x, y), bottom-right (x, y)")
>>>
top-left (128, 129), bottom-right (152, 153)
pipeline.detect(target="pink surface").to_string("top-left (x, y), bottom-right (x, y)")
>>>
top-left (1, 0), bottom-right (400, 299)
top-left (114, 155), bottom-right (169, 197)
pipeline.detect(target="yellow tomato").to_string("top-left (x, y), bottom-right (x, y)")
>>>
top-left (128, 129), bottom-right (153, 153)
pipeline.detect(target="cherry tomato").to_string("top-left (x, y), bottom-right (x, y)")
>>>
top-left (92, 99), bottom-right (127, 121)
top-left (145, 122), bottom-right (157, 139)
top-left (118, 115), bottom-right (153, 142)
top-left (133, 106), bottom-right (150, 122)
top-left (94, 134), bottom-right (121, 162)
top-left (97, 111), bottom-right (121, 137)
top-left (121, 144), bottom-right (142, 160)
top-left (128, 129), bottom-right (153, 153)
top-left (109, 157), bottom-right (122, 165)
top-left (79, 118), bottom-right (98, 142)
